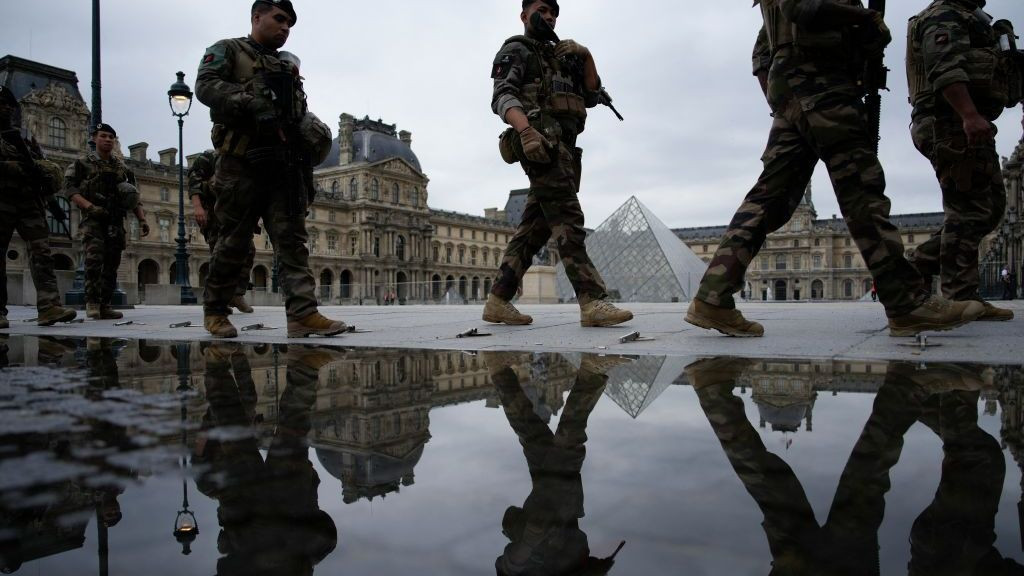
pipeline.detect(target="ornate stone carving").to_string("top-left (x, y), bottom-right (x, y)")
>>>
top-left (21, 83), bottom-right (90, 115)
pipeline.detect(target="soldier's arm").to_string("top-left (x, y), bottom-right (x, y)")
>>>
top-left (491, 42), bottom-right (531, 132)
top-left (63, 160), bottom-right (94, 210)
top-left (780, 0), bottom-right (873, 28)
top-left (753, 24), bottom-right (771, 99)
top-left (196, 40), bottom-right (251, 123)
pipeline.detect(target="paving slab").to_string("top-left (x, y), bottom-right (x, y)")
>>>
top-left (2, 301), bottom-right (1022, 363)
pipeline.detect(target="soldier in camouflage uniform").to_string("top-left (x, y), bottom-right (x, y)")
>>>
top-left (196, 0), bottom-right (345, 339)
top-left (686, 0), bottom-right (985, 338)
top-left (687, 357), bottom-right (1004, 574)
top-left (486, 351), bottom-right (629, 575)
top-left (0, 86), bottom-right (77, 328)
top-left (188, 150), bottom-right (255, 314)
top-left (906, 0), bottom-right (1021, 322)
top-left (64, 124), bottom-right (150, 320)
top-left (484, 0), bottom-right (633, 328)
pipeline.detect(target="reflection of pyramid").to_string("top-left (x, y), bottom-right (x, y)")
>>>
top-left (555, 196), bottom-right (708, 303)
top-left (601, 356), bottom-right (691, 419)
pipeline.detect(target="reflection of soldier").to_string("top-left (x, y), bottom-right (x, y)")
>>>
top-left (64, 123), bottom-right (151, 320)
top-left (195, 0), bottom-right (344, 339)
top-left (688, 357), bottom-right (1016, 574)
top-left (686, 0), bottom-right (984, 338)
top-left (906, 1), bottom-right (1019, 321)
top-left (188, 150), bottom-right (255, 314)
top-left (195, 343), bottom-right (337, 575)
top-left (487, 352), bottom-right (628, 575)
top-left (0, 86), bottom-right (77, 328)
top-left (484, 0), bottom-right (633, 329)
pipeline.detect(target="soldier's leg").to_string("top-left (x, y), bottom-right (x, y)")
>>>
top-left (492, 193), bottom-right (552, 301)
top-left (0, 210), bottom-right (15, 317)
top-left (14, 203), bottom-right (62, 311)
top-left (204, 156), bottom-right (262, 315)
top-left (696, 116), bottom-right (818, 308)
top-left (908, 118), bottom-right (942, 286)
top-left (237, 238), bottom-right (256, 298)
top-left (928, 120), bottom-right (1006, 301)
top-left (261, 175), bottom-right (318, 321)
top-left (80, 221), bottom-right (106, 305)
top-left (803, 99), bottom-right (924, 317)
top-left (99, 237), bottom-right (123, 306)
top-left (537, 192), bottom-right (608, 304)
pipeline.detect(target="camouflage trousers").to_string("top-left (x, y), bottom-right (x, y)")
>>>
top-left (696, 86), bottom-right (924, 317)
top-left (909, 115), bottom-right (1006, 301)
top-left (492, 189), bottom-right (608, 304)
top-left (203, 154), bottom-right (317, 319)
top-left (80, 217), bottom-right (125, 306)
top-left (201, 199), bottom-right (255, 298)
top-left (0, 193), bottom-right (62, 315)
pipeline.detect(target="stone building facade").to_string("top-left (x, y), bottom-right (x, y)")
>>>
top-left (1, 56), bottom-right (515, 307)
top-left (674, 185), bottom-right (943, 302)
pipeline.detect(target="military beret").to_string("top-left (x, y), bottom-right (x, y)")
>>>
top-left (252, 0), bottom-right (297, 26)
top-left (92, 123), bottom-right (117, 137)
top-left (522, 0), bottom-right (559, 17)
top-left (0, 86), bottom-right (17, 108)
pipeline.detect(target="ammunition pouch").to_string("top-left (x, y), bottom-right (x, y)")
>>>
top-left (298, 112), bottom-right (332, 165)
top-left (35, 159), bottom-right (63, 197)
top-left (545, 92), bottom-right (587, 119)
top-left (498, 128), bottom-right (518, 164)
top-left (245, 145), bottom-right (286, 178)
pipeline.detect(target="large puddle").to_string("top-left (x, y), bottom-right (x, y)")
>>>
top-left (0, 335), bottom-right (1022, 575)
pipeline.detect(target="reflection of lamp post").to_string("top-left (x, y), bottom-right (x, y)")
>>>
top-left (168, 72), bottom-right (197, 304)
top-left (173, 342), bottom-right (198, 554)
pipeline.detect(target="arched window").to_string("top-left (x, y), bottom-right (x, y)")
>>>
top-left (811, 280), bottom-right (824, 300)
top-left (48, 117), bottom-right (67, 148)
top-left (411, 187), bottom-right (420, 206)
top-left (396, 236), bottom-right (406, 261)
top-left (370, 178), bottom-right (380, 201)
top-left (348, 178), bottom-right (358, 199)
top-left (331, 180), bottom-right (339, 195)
top-left (392, 183), bottom-right (400, 205)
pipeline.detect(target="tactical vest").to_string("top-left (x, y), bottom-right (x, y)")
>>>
top-left (760, 0), bottom-right (852, 53)
top-left (81, 155), bottom-right (130, 208)
top-left (212, 38), bottom-right (308, 157)
top-left (906, 2), bottom-right (1017, 115)
top-left (502, 36), bottom-right (589, 125)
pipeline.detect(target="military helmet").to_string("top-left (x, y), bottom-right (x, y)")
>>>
top-left (299, 111), bottom-right (333, 165)
top-left (115, 181), bottom-right (140, 211)
top-left (252, 0), bottom-right (297, 26)
top-left (35, 159), bottom-right (64, 196)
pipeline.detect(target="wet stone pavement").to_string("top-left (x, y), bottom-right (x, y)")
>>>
top-left (0, 335), bottom-right (1023, 575)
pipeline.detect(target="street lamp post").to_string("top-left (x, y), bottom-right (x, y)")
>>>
top-left (168, 72), bottom-right (197, 304)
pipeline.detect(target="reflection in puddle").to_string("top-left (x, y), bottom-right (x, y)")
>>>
top-left (0, 335), bottom-right (1021, 574)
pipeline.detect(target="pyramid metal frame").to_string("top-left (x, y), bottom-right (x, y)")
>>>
top-left (555, 196), bottom-right (709, 303)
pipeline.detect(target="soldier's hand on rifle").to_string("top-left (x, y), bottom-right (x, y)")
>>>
top-left (555, 40), bottom-right (590, 62)
top-left (139, 219), bottom-right (151, 238)
top-left (519, 126), bottom-right (551, 164)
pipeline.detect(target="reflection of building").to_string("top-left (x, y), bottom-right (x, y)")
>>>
top-left (1, 55), bottom-right (515, 306)
top-left (675, 184), bottom-right (942, 302)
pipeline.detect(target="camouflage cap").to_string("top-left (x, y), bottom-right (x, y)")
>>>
top-left (252, 0), bottom-right (297, 26)
top-left (522, 0), bottom-right (559, 17)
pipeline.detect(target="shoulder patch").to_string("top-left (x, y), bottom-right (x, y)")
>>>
top-left (491, 54), bottom-right (514, 79)
top-left (935, 31), bottom-right (949, 45)
top-left (200, 43), bottom-right (227, 69)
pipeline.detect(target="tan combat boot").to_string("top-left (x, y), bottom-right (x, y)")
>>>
top-left (99, 306), bottom-right (123, 320)
top-left (580, 299), bottom-right (633, 327)
top-left (685, 299), bottom-right (764, 338)
top-left (287, 312), bottom-right (347, 338)
top-left (482, 294), bottom-right (533, 325)
top-left (888, 296), bottom-right (984, 337)
top-left (0, 315), bottom-right (8, 329)
top-left (205, 314), bottom-right (239, 339)
top-left (86, 303), bottom-right (102, 320)
top-left (976, 300), bottom-right (1014, 321)
top-left (481, 351), bottom-right (532, 375)
top-left (37, 306), bottom-right (77, 326)
top-left (230, 295), bottom-right (254, 314)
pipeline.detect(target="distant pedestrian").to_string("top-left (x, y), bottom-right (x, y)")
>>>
top-left (1003, 268), bottom-right (1013, 301)
top-left (871, 282), bottom-right (878, 303)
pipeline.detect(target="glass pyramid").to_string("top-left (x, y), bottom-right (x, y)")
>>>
top-left (555, 196), bottom-right (709, 303)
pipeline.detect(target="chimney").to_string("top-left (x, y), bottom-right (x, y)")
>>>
top-left (338, 113), bottom-right (354, 165)
top-left (128, 142), bottom-right (149, 162)
top-left (399, 130), bottom-right (412, 147)
top-left (158, 148), bottom-right (177, 167)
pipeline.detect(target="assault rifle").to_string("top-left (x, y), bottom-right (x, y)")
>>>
top-left (862, 0), bottom-right (888, 155)
top-left (530, 12), bottom-right (624, 121)
top-left (0, 128), bottom-right (71, 238)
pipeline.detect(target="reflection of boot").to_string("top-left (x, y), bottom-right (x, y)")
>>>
top-left (287, 312), bottom-right (347, 338)
top-left (37, 305), bottom-right (77, 326)
top-left (0, 314), bottom-right (8, 329)
top-left (481, 351), bottom-right (531, 376)
top-left (37, 336), bottom-right (77, 364)
top-left (205, 314), bottom-right (238, 339)
top-left (579, 354), bottom-right (634, 376)
top-left (203, 341), bottom-right (240, 364)
top-left (684, 357), bottom-right (754, 391)
top-left (685, 299), bottom-right (763, 337)
top-left (886, 362), bottom-right (988, 394)
top-left (290, 346), bottom-right (346, 372)
top-left (230, 295), bottom-right (254, 314)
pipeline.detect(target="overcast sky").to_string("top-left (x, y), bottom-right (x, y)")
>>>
top-left (4, 0), bottom-right (1022, 228)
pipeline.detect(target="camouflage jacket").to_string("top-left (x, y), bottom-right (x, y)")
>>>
top-left (753, 25), bottom-right (772, 77)
top-left (907, 0), bottom-right (1018, 120)
top-left (491, 35), bottom-right (602, 140)
top-left (0, 129), bottom-right (33, 189)
top-left (187, 150), bottom-right (217, 205)
top-left (63, 153), bottom-right (138, 216)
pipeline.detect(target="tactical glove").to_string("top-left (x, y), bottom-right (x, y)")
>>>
top-left (247, 95), bottom-right (278, 126)
top-left (86, 205), bottom-right (108, 219)
top-left (519, 127), bottom-right (550, 164)
top-left (555, 40), bottom-right (591, 61)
